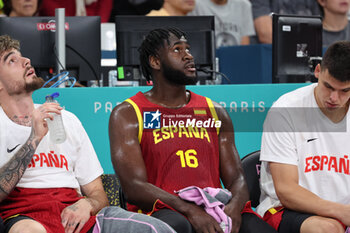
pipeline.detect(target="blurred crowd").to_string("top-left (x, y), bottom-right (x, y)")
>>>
top-left (1, 0), bottom-right (349, 47)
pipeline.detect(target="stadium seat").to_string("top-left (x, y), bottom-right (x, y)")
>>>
top-left (241, 151), bottom-right (261, 208)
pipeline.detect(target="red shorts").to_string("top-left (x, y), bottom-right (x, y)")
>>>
top-left (262, 207), bottom-right (285, 231)
top-left (0, 187), bottom-right (96, 233)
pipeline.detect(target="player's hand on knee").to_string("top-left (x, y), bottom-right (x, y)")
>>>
top-left (224, 203), bottom-right (242, 233)
top-left (186, 205), bottom-right (223, 233)
top-left (61, 199), bottom-right (92, 233)
top-left (229, 216), bottom-right (241, 233)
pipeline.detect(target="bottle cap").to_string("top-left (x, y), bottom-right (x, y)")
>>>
top-left (45, 92), bottom-right (60, 100)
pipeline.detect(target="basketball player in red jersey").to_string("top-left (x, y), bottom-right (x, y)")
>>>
top-left (109, 28), bottom-right (277, 233)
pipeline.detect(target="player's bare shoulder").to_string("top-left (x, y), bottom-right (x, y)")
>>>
top-left (109, 101), bottom-right (139, 130)
top-left (211, 100), bottom-right (227, 118)
top-left (211, 100), bottom-right (233, 132)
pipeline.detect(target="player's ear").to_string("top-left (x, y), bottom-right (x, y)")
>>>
top-left (314, 63), bottom-right (321, 79)
top-left (149, 55), bottom-right (160, 70)
top-left (317, 0), bottom-right (325, 7)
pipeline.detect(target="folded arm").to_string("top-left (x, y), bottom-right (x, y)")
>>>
top-left (250, 0), bottom-right (272, 44)
top-left (254, 15), bottom-right (272, 44)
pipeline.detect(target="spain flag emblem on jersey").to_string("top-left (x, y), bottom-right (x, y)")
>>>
top-left (194, 109), bottom-right (207, 115)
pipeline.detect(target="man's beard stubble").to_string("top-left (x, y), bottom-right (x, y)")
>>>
top-left (162, 61), bottom-right (198, 86)
top-left (23, 66), bottom-right (45, 92)
top-left (25, 75), bottom-right (45, 92)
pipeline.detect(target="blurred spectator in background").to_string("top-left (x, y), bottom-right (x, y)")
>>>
top-left (188, 0), bottom-right (255, 48)
top-left (250, 0), bottom-right (320, 44)
top-left (39, 0), bottom-right (112, 22)
top-left (109, 0), bottom-right (163, 21)
top-left (317, 0), bottom-right (350, 46)
top-left (3, 0), bottom-right (41, 16)
top-left (147, 0), bottom-right (195, 16)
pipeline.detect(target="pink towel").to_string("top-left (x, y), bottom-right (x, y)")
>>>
top-left (177, 186), bottom-right (232, 233)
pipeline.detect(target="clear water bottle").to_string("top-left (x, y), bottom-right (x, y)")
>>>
top-left (45, 92), bottom-right (66, 144)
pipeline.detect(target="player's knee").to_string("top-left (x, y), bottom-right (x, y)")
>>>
top-left (9, 219), bottom-right (47, 233)
top-left (170, 216), bottom-right (192, 233)
top-left (314, 219), bottom-right (343, 233)
top-left (162, 212), bottom-right (192, 233)
top-left (152, 209), bottom-right (193, 233)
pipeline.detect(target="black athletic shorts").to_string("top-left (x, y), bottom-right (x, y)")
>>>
top-left (278, 209), bottom-right (313, 233)
top-left (4, 215), bottom-right (32, 233)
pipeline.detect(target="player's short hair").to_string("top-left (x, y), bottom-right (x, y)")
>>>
top-left (321, 41), bottom-right (350, 82)
top-left (138, 27), bottom-right (187, 81)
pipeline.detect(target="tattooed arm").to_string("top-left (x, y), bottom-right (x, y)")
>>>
top-left (0, 103), bottom-right (62, 202)
top-left (0, 130), bottom-right (38, 201)
top-left (61, 177), bottom-right (108, 233)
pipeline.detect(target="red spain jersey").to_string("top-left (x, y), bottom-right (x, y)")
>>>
top-left (126, 91), bottom-right (221, 212)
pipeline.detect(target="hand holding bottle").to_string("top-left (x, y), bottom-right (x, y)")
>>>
top-left (45, 92), bottom-right (67, 144)
top-left (31, 102), bottom-right (63, 142)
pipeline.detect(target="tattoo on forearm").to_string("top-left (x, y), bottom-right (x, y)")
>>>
top-left (67, 203), bottom-right (78, 211)
top-left (0, 129), bottom-right (38, 200)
